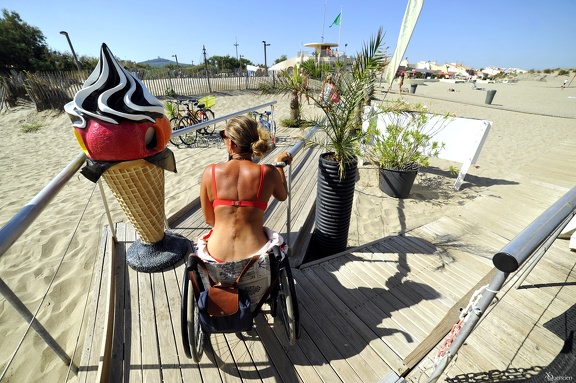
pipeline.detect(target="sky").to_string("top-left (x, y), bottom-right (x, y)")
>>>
top-left (2, 0), bottom-right (575, 71)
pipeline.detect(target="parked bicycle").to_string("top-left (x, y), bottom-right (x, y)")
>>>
top-left (168, 97), bottom-right (216, 146)
top-left (249, 110), bottom-right (277, 146)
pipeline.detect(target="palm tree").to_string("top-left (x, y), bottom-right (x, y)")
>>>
top-left (260, 65), bottom-right (309, 122)
top-left (304, 27), bottom-right (387, 176)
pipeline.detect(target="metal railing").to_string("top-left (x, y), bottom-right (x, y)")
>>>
top-left (0, 101), bottom-right (287, 380)
top-left (427, 186), bottom-right (576, 382)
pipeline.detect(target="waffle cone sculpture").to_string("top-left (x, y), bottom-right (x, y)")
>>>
top-left (65, 43), bottom-right (191, 272)
top-left (102, 159), bottom-right (165, 243)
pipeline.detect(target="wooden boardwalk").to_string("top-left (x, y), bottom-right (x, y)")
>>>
top-left (77, 129), bottom-right (576, 382)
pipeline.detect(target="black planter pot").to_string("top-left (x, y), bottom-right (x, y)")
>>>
top-left (309, 153), bottom-right (357, 260)
top-left (379, 167), bottom-right (418, 198)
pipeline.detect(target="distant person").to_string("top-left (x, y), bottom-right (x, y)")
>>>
top-left (398, 72), bottom-right (405, 93)
top-left (562, 79), bottom-right (568, 88)
top-left (321, 74), bottom-right (336, 107)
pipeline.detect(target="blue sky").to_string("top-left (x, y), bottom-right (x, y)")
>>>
top-left (2, 0), bottom-right (575, 70)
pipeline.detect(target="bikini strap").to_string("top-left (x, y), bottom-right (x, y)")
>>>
top-left (256, 165), bottom-right (264, 199)
top-left (211, 164), bottom-right (218, 200)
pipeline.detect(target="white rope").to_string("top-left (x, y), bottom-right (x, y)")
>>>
top-left (0, 183), bottom-right (97, 380)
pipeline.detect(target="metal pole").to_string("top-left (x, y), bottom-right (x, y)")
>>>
top-left (234, 39), bottom-right (240, 89)
top-left (0, 278), bottom-right (78, 376)
top-left (493, 186), bottom-right (576, 272)
top-left (0, 153), bottom-right (86, 258)
top-left (203, 45), bottom-right (212, 93)
top-left (262, 40), bottom-right (270, 76)
top-left (59, 31), bottom-right (81, 71)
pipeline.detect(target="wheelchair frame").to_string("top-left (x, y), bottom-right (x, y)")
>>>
top-left (180, 245), bottom-right (300, 362)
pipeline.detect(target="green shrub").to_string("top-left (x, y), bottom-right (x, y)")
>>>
top-left (20, 122), bottom-right (42, 133)
top-left (280, 117), bottom-right (313, 128)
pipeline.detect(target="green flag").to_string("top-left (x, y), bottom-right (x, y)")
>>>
top-left (329, 12), bottom-right (341, 27)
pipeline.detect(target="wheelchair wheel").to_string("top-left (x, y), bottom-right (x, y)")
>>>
top-left (181, 260), bottom-right (205, 362)
top-left (276, 258), bottom-right (300, 345)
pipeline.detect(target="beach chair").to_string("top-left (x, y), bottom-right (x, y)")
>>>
top-left (180, 245), bottom-right (300, 362)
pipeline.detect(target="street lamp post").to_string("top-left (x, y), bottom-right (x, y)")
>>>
top-left (172, 54), bottom-right (179, 68)
top-left (262, 40), bottom-right (270, 76)
top-left (59, 31), bottom-right (81, 71)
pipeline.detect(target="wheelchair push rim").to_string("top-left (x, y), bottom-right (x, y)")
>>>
top-left (181, 258), bottom-right (205, 362)
top-left (273, 247), bottom-right (300, 345)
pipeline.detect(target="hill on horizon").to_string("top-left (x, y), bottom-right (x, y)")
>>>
top-left (137, 57), bottom-right (180, 67)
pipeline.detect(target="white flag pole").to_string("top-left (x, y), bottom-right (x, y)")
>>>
top-left (338, 8), bottom-right (342, 50)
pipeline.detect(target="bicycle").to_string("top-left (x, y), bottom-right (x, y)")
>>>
top-left (169, 97), bottom-right (216, 146)
top-left (249, 110), bottom-right (277, 146)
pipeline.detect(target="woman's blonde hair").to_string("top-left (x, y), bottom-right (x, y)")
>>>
top-left (224, 116), bottom-right (271, 158)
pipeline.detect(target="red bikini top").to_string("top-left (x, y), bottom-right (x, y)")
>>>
top-left (211, 164), bottom-right (268, 211)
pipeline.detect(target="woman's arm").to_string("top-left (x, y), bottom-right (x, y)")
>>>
top-left (271, 152), bottom-right (292, 201)
top-left (200, 166), bottom-right (215, 226)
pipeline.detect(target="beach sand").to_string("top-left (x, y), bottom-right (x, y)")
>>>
top-left (0, 75), bottom-right (575, 381)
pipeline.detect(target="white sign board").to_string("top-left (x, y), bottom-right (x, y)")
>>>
top-left (364, 112), bottom-right (492, 190)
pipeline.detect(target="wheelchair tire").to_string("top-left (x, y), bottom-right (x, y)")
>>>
top-left (181, 260), bottom-right (205, 362)
top-left (277, 259), bottom-right (301, 345)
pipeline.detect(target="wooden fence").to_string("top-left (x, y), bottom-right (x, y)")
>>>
top-left (0, 69), bottom-right (274, 112)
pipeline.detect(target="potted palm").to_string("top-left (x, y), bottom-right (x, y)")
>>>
top-left (300, 27), bottom-right (386, 258)
top-left (260, 28), bottom-right (386, 259)
top-left (365, 99), bottom-right (450, 198)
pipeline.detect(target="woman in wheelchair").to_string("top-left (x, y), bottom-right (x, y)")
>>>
top-left (195, 116), bottom-right (293, 310)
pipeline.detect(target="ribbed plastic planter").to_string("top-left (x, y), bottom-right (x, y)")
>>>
top-left (311, 153), bottom-right (357, 259)
top-left (379, 168), bottom-right (418, 198)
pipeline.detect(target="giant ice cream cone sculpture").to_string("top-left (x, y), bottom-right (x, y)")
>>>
top-left (65, 43), bottom-right (190, 272)
top-left (101, 159), bottom-right (165, 243)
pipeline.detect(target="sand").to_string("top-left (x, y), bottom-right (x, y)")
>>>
top-left (0, 75), bottom-right (575, 381)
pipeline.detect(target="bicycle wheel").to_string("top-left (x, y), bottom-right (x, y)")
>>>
top-left (178, 116), bottom-right (198, 146)
top-left (275, 251), bottom-right (300, 345)
top-left (198, 109), bottom-right (216, 134)
top-left (169, 117), bottom-right (183, 146)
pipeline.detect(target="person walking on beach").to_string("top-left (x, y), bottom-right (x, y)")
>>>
top-left (321, 74), bottom-right (336, 107)
top-left (562, 79), bottom-right (568, 88)
top-left (398, 72), bottom-right (405, 93)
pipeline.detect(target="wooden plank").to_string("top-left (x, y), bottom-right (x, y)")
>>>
top-left (152, 271), bottom-right (183, 382)
top-left (137, 269), bottom-right (162, 382)
top-left (259, 309), bottom-right (339, 383)
top-left (204, 332), bottom-right (243, 381)
top-left (401, 267), bottom-right (498, 373)
top-left (320, 258), bottom-right (426, 357)
top-left (125, 225), bottom-right (143, 382)
top-left (94, 225), bottom-right (116, 382)
top-left (163, 264), bottom-right (203, 382)
top-left (300, 265), bottom-right (401, 380)
top-left (373, 241), bottom-right (451, 318)
top-left (109, 223), bottom-right (126, 383)
top-left (339, 253), bottom-right (434, 341)
top-left (294, 270), bottom-right (366, 382)
top-left (351, 252), bottom-right (435, 335)
top-left (78, 225), bottom-right (111, 382)
top-left (252, 315), bottom-right (302, 382)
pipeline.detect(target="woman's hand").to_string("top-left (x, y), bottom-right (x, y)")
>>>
top-left (274, 152), bottom-right (293, 166)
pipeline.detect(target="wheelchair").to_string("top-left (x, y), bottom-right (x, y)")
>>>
top-left (180, 245), bottom-right (300, 362)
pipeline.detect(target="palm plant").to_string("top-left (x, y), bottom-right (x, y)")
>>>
top-left (260, 66), bottom-right (308, 122)
top-left (304, 26), bottom-right (387, 177)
